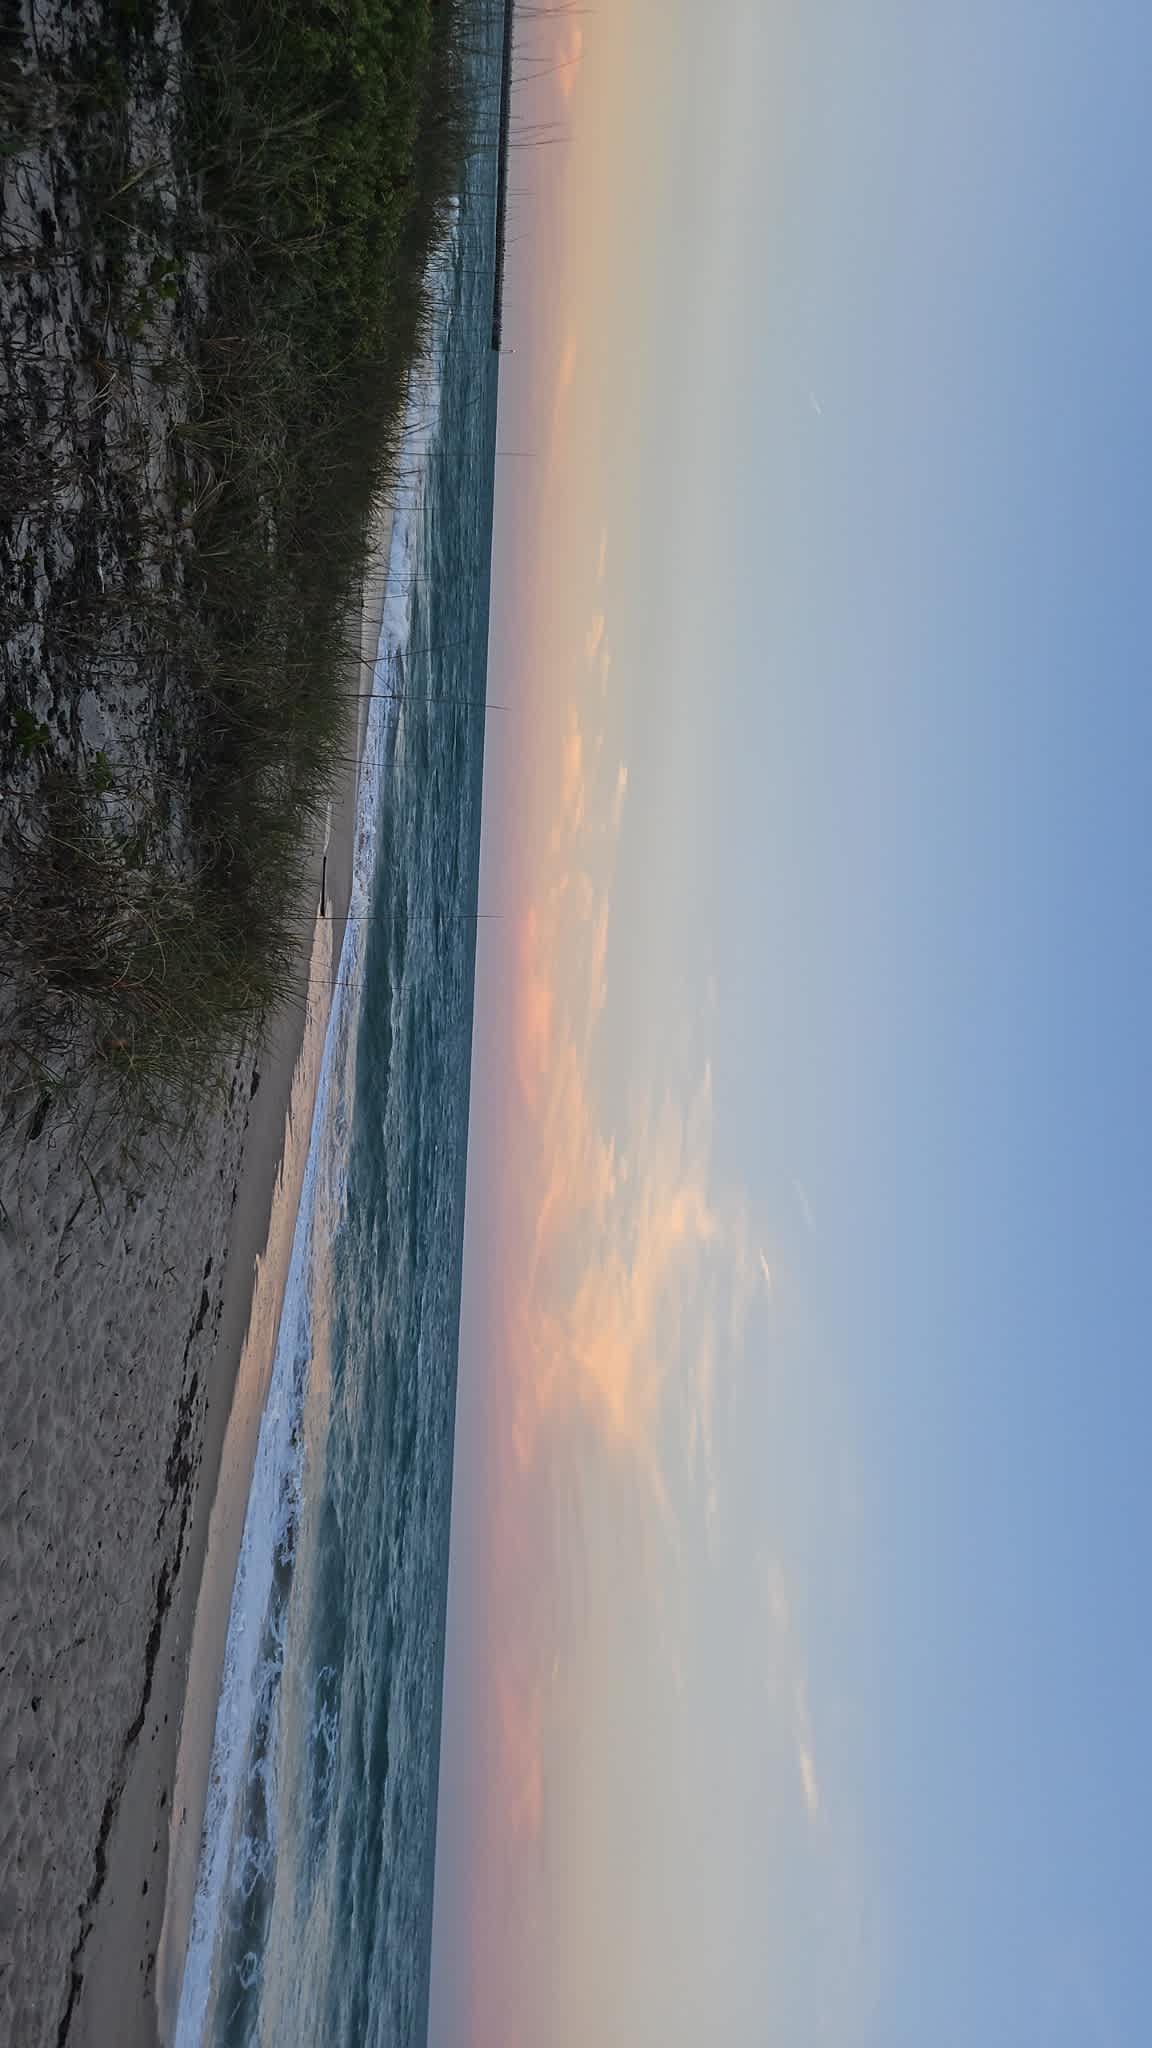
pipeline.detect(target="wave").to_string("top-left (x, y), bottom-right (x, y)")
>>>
top-left (172, 344), bottom-right (447, 2047)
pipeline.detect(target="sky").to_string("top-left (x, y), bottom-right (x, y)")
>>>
top-left (430, 5), bottom-right (1152, 2044)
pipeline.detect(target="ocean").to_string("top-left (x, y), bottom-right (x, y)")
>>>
top-left (171, 23), bottom-right (504, 2042)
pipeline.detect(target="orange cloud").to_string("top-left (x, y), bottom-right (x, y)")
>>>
top-left (474, 663), bottom-right (770, 2012)
top-left (557, 24), bottom-right (584, 102)
top-left (516, 1081), bottom-right (722, 1502)
top-left (515, 938), bottom-right (554, 1112)
top-left (467, 683), bottom-right (789, 2048)
top-left (504, 705), bottom-right (760, 1518)
top-left (559, 712), bottom-right (585, 826)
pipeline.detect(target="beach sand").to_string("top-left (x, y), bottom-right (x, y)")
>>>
top-left (0, 513), bottom-right (393, 2048)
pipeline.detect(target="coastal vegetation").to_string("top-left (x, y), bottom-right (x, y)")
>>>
top-left (0, 0), bottom-right (473, 1122)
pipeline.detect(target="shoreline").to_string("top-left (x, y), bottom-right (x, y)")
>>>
top-left (69, 507), bottom-right (395, 2048)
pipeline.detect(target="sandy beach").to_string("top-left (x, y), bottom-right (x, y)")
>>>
top-left (0, 515), bottom-right (393, 2048)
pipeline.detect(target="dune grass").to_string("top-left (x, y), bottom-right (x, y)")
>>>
top-left (0, 0), bottom-right (478, 1122)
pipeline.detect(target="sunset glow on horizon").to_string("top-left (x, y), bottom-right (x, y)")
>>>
top-left (432, 5), bottom-right (1152, 2044)
top-left (433, 12), bottom-right (845, 2041)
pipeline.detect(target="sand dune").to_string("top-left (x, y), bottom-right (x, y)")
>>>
top-left (0, 512), bottom-right (393, 2048)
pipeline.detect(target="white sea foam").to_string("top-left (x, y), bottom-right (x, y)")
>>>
top-left (171, 339), bottom-right (448, 2043)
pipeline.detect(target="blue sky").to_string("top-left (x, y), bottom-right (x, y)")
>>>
top-left (707, 11), bottom-right (1152, 2036)
top-left (431, 4), bottom-right (1152, 2042)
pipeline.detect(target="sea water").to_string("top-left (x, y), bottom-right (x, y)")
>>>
top-left (172, 24), bottom-right (504, 2040)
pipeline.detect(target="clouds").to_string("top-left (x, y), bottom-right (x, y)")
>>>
top-left (431, 4), bottom-right (900, 2036)
top-left (475, 566), bottom-right (779, 1940)
top-left (797, 1740), bottom-right (822, 1819)
top-left (794, 1682), bottom-right (823, 1822)
top-left (555, 20), bottom-right (584, 103)
top-left (519, 1074), bottom-right (720, 1500)
top-left (506, 675), bottom-right (761, 1522)
top-left (466, 657), bottom-right (788, 2029)
top-left (760, 1556), bottom-right (825, 1827)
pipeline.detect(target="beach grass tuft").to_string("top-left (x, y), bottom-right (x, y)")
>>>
top-left (0, 0), bottom-right (479, 1122)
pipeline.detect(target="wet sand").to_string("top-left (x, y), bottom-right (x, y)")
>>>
top-left (61, 511), bottom-right (394, 2048)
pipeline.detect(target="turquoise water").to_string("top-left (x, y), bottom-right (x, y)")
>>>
top-left (173, 20), bottom-right (504, 2040)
